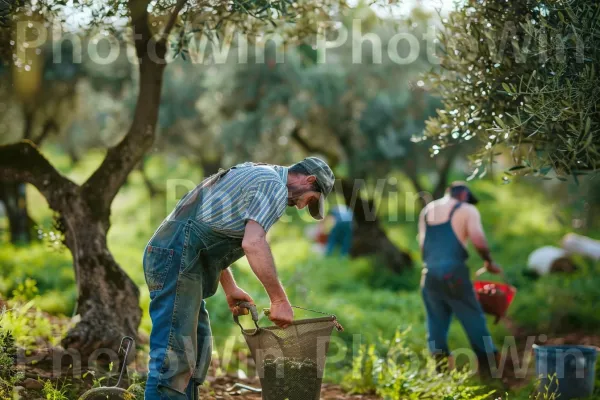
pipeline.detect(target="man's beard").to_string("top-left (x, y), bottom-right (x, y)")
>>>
top-left (287, 184), bottom-right (306, 206)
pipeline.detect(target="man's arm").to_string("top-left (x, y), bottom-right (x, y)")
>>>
top-left (220, 268), bottom-right (254, 316)
top-left (466, 206), bottom-right (502, 274)
top-left (242, 220), bottom-right (293, 328)
top-left (418, 207), bottom-right (427, 250)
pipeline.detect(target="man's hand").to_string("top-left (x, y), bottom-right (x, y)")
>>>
top-left (484, 261), bottom-right (503, 275)
top-left (269, 298), bottom-right (294, 329)
top-left (225, 287), bottom-right (255, 316)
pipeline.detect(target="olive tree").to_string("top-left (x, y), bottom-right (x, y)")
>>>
top-left (425, 0), bottom-right (600, 178)
top-left (207, 7), bottom-right (448, 272)
top-left (0, 0), bottom-right (352, 358)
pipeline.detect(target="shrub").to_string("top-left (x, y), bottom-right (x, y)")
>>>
top-left (343, 329), bottom-right (496, 399)
top-left (511, 266), bottom-right (600, 333)
top-left (1, 298), bottom-right (62, 349)
top-left (0, 320), bottom-right (24, 398)
top-left (0, 245), bottom-right (75, 315)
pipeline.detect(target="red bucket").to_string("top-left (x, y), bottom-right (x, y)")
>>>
top-left (473, 280), bottom-right (517, 322)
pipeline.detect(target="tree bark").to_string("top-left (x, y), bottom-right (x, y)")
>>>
top-left (60, 204), bottom-right (141, 357)
top-left (0, 101), bottom-right (60, 245)
top-left (0, 142), bottom-right (141, 359)
top-left (339, 179), bottom-right (412, 273)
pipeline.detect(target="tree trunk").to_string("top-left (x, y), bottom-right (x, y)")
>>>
top-left (60, 204), bottom-right (141, 358)
top-left (0, 181), bottom-right (33, 244)
top-left (432, 147), bottom-right (459, 200)
top-left (340, 179), bottom-right (412, 273)
top-left (0, 143), bottom-right (142, 360)
top-left (1, 0), bottom-right (191, 359)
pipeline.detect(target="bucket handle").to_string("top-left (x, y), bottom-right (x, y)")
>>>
top-left (233, 301), bottom-right (261, 335)
top-left (475, 266), bottom-right (510, 283)
top-left (114, 336), bottom-right (134, 388)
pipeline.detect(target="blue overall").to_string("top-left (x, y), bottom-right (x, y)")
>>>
top-left (143, 169), bottom-right (245, 399)
top-left (421, 202), bottom-right (496, 358)
top-left (326, 205), bottom-right (353, 257)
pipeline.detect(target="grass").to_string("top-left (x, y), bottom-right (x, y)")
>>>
top-left (2, 149), bottom-right (600, 398)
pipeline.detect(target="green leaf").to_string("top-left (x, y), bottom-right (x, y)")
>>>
top-left (494, 116), bottom-right (506, 129)
top-left (585, 116), bottom-right (591, 135)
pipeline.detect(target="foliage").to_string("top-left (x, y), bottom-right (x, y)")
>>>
top-left (343, 329), bottom-right (495, 400)
top-left (42, 379), bottom-right (70, 400)
top-left (426, 0), bottom-right (600, 177)
top-left (0, 294), bottom-right (64, 349)
top-left (211, 6), bottom-right (444, 179)
top-left (0, 318), bottom-right (24, 398)
top-left (511, 262), bottom-right (600, 333)
top-left (0, 245), bottom-right (76, 315)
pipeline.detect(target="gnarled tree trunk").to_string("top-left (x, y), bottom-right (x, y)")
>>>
top-left (60, 205), bottom-right (141, 356)
top-left (0, 142), bottom-right (143, 360)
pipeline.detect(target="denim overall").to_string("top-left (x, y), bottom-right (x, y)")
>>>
top-left (143, 169), bottom-right (245, 399)
top-left (421, 202), bottom-right (496, 358)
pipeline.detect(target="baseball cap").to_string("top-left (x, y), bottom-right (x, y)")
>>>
top-left (290, 157), bottom-right (335, 220)
top-left (448, 181), bottom-right (479, 205)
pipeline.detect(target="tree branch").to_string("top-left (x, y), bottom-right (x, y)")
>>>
top-left (432, 146), bottom-right (459, 199)
top-left (0, 141), bottom-right (78, 210)
top-left (290, 125), bottom-right (319, 153)
top-left (404, 158), bottom-right (427, 203)
top-left (128, 0), bottom-right (153, 58)
top-left (81, 0), bottom-right (187, 217)
top-left (137, 158), bottom-right (163, 197)
top-left (161, 0), bottom-right (187, 40)
top-left (33, 119), bottom-right (58, 146)
top-left (290, 125), bottom-right (340, 168)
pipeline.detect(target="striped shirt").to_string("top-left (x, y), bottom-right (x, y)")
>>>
top-left (195, 163), bottom-right (288, 238)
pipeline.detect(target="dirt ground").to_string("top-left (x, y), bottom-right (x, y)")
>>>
top-left (200, 375), bottom-right (379, 399)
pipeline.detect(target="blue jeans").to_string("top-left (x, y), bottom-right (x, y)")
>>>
top-left (143, 219), bottom-right (243, 399)
top-left (326, 221), bottom-right (353, 256)
top-left (421, 267), bottom-right (496, 357)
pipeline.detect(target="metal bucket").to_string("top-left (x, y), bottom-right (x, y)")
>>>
top-left (533, 344), bottom-right (598, 399)
top-left (234, 302), bottom-right (343, 400)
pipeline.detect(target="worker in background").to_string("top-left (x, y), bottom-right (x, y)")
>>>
top-left (324, 203), bottom-right (354, 257)
top-left (418, 181), bottom-right (502, 378)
